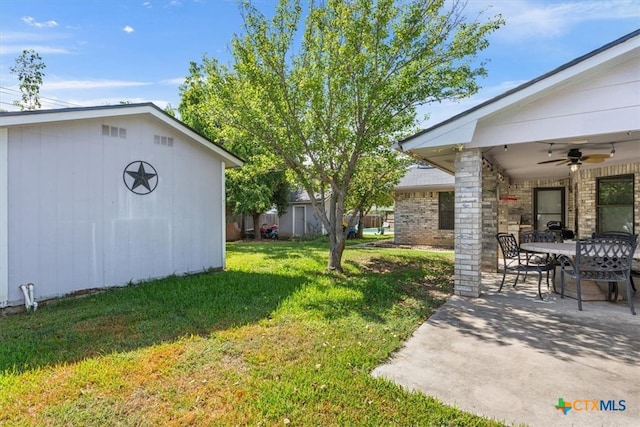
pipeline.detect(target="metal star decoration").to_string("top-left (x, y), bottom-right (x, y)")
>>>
top-left (123, 161), bottom-right (158, 194)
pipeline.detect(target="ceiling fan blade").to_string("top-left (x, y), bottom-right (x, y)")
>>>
top-left (582, 156), bottom-right (607, 163)
top-left (537, 159), bottom-right (567, 165)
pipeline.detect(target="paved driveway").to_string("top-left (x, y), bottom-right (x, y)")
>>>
top-left (373, 273), bottom-right (640, 427)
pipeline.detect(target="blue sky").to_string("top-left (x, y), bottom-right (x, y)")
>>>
top-left (0, 0), bottom-right (638, 127)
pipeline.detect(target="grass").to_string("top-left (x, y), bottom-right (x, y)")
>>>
top-left (0, 239), bottom-right (504, 426)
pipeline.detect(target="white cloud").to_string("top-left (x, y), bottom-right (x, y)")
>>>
top-left (123, 25), bottom-right (135, 34)
top-left (0, 31), bottom-right (75, 56)
top-left (21, 16), bottom-right (59, 28)
top-left (44, 79), bottom-right (151, 90)
top-left (463, 0), bottom-right (640, 42)
top-left (143, 1), bottom-right (152, 8)
top-left (161, 77), bottom-right (186, 85)
top-left (0, 45), bottom-right (72, 56)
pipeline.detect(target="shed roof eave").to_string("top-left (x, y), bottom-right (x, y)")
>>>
top-left (0, 103), bottom-right (244, 168)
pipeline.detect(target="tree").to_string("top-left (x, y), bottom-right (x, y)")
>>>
top-left (179, 63), bottom-right (290, 239)
top-left (183, 0), bottom-right (503, 271)
top-left (10, 49), bottom-right (46, 111)
top-left (346, 147), bottom-right (411, 238)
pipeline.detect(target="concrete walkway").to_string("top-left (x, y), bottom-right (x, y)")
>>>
top-left (372, 273), bottom-right (640, 426)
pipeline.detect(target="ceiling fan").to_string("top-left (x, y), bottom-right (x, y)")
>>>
top-left (537, 147), bottom-right (610, 166)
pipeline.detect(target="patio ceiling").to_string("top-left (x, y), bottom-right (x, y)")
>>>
top-left (407, 132), bottom-right (640, 180)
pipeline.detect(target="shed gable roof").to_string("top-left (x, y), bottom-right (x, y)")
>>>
top-left (0, 103), bottom-right (244, 168)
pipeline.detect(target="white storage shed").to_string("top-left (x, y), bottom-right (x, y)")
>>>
top-left (0, 103), bottom-right (243, 309)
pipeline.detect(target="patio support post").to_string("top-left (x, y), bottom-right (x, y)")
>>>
top-left (454, 148), bottom-right (483, 297)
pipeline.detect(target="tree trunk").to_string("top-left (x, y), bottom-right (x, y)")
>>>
top-left (326, 193), bottom-right (346, 272)
top-left (327, 226), bottom-right (346, 272)
top-left (357, 211), bottom-right (365, 238)
top-left (253, 212), bottom-right (262, 240)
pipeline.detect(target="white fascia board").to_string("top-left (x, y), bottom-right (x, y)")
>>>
top-left (143, 108), bottom-right (244, 168)
top-left (401, 120), bottom-right (478, 151)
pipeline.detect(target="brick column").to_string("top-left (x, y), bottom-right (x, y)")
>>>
top-left (482, 167), bottom-right (498, 272)
top-left (454, 148), bottom-right (482, 297)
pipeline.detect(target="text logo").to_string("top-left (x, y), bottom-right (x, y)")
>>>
top-left (554, 397), bottom-right (626, 415)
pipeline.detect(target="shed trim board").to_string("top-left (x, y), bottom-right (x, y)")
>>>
top-left (220, 162), bottom-right (227, 269)
top-left (0, 128), bottom-right (8, 307)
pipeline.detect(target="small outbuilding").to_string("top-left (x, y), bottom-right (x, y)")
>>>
top-left (0, 103), bottom-right (243, 309)
top-left (277, 189), bottom-right (325, 239)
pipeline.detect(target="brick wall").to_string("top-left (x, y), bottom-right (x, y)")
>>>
top-left (394, 190), bottom-right (454, 247)
top-left (495, 177), bottom-right (573, 235)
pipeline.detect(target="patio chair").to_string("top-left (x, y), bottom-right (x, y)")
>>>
top-left (519, 230), bottom-right (559, 291)
top-left (592, 231), bottom-right (637, 297)
top-left (496, 233), bottom-right (554, 300)
top-left (557, 237), bottom-right (637, 315)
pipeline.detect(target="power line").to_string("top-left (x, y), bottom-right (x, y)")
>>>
top-left (0, 86), bottom-right (84, 109)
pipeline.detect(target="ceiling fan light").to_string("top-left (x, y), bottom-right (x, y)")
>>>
top-left (610, 144), bottom-right (615, 157)
top-left (570, 163), bottom-right (581, 173)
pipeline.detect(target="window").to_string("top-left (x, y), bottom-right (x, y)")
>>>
top-left (534, 188), bottom-right (565, 230)
top-left (439, 191), bottom-right (454, 230)
top-left (597, 174), bottom-right (634, 234)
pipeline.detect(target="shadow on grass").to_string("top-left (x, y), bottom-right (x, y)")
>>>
top-left (0, 270), bottom-right (309, 374)
top-left (301, 255), bottom-right (454, 324)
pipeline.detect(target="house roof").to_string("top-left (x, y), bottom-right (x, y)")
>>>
top-left (398, 29), bottom-right (640, 150)
top-left (395, 29), bottom-right (640, 179)
top-left (0, 102), bottom-right (244, 168)
top-left (396, 164), bottom-right (454, 191)
top-left (290, 188), bottom-right (328, 204)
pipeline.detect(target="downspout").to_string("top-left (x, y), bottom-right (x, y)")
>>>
top-left (18, 283), bottom-right (38, 311)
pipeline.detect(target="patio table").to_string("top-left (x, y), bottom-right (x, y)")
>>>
top-left (520, 241), bottom-right (639, 303)
top-left (519, 242), bottom-right (640, 260)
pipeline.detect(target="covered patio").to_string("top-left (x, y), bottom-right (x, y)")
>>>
top-left (397, 30), bottom-right (640, 299)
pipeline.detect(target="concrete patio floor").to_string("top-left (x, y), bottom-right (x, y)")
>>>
top-left (372, 273), bottom-right (640, 427)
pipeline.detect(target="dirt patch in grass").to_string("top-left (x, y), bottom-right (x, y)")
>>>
top-left (359, 257), bottom-right (454, 301)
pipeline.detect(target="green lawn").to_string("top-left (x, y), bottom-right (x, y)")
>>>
top-left (0, 239), bottom-right (503, 426)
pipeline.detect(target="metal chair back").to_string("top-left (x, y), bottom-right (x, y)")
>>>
top-left (575, 237), bottom-right (636, 281)
top-left (496, 232), bottom-right (520, 260)
top-left (520, 230), bottom-right (556, 244)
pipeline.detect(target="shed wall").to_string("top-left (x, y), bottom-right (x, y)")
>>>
top-left (5, 115), bottom-right (223, 306)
